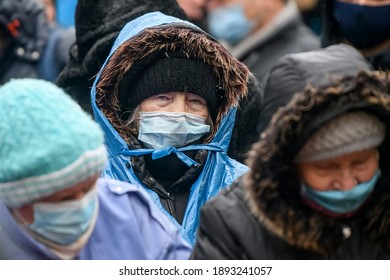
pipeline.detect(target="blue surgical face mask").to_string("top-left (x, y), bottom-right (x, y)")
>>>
top-left (333, 1), bottom-right (390, 50)
top-left (207, 4), bottom-right (255, 45)
top-left (138, 112), bottom-right (211, 149)
top-left (301, 170), bottom-right (381, 214)
top-left (28, 186), bottom-right (98, 245)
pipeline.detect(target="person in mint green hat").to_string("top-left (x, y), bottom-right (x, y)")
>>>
top-left (0, 78), bottom-right (191, 260)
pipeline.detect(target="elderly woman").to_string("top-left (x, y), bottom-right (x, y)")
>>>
top-left (90, 11), bottom-right (251, 245)
top-left (191, 70), bottom-right (390, 259)
top-left (0, 79), bottom-right (191, 260)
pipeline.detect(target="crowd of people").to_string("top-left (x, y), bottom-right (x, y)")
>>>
top-left (0, 0), bottom-right (390, 260)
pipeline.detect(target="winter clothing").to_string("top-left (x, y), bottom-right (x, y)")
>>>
top-left (295, 111), bottom-right (386, 163)
top-left (0, 0), bottom-right (74, 84)
top-left (0, 79), bottom-right (107, 208)
top-left (0, 178), bottom-right (192, 260)
top-left (223, 0), bottom-right (320, 163)
top-left (91, 12), bottom-right (250, 245)
top-left (120, 51), bottom-right (219, 120)
top-left (321, 0), bottom-right (390, 70)
top-left (56, 0), bottom-right (189, 113)
top-left (228, 73), bottom-right (263, 163)
top-left (0, 78), bottom-right (191, 260)
top-left (191, 71), bottom-right (390, 260)
top-left (54, 0), bottom-right (261, 164)
top-left (257, 44), bottom-right (372, 135)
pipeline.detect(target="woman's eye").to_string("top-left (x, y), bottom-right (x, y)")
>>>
top-left (187, 94), bottom-right (206, 106)
top-left (189, 98), bottom-right (204, 105)
top-left (353, 158), bottom-right (368, 167)
top-left (314, 164), bottom-right (336, 174)
top-left (155, 95), bottom-right (170, 101)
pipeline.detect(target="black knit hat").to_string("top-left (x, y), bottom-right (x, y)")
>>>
top-left (56, 0), bottom-right (188, 113)
top-left (119, 51), bottom-right (219, 120)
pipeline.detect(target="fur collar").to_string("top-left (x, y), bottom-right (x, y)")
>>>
top-left (245, 72), bottom-right (390, 256)
top-left (96, 24), bottom-right (249, 145)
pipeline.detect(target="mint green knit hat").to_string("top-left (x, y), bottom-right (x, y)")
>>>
top-left (0, 78), bottom-right (107, 207)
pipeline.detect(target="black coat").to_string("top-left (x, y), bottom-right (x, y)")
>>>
top-left (257, 44), bottom-right (372, 135)
top-left (191, 71), bottom-right (390, 259)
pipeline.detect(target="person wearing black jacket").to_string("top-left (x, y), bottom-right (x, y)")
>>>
top-left (191, 47), bottom-right (390, 259)
top-left (256, 43), bottom-right (371, 135)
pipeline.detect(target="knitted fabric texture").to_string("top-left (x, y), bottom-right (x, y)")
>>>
top-left (56, 0), bottom-right (188, 113)
top-left (120, 51), bottom-right (218, 120)
top-left (0, 78), bottom-right (107, 207)
top-left (295, 111), bottom-right (386, 163)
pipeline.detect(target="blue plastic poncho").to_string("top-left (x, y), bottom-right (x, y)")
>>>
top-left (91, 12), bottom-right (249, 245)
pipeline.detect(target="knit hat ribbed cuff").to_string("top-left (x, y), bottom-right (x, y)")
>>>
top-left (0, 145), bottom-right (107, 207)
top-left (295, 111), bottom-right (386, 163)
top-left (120, 51), bottom-right (219, 120)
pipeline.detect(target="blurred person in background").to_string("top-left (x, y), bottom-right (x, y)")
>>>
top-left (0, 78), bottom-right (191, 260)
top-left (206, 0), bottom-right (320, 83)
top-left (256, 43), bottom-right (371, 135)
top-left (36, 0), bottom-right (76, 81)
top-left (40, 0), bottom-right (56, 23)
top-left (321, 0), bottom-right (390, 70)
top-left (295, 0), bottom-right (321, 35)
top-left (0, 0), bottom-right (73, 84)
top-left (177, 0), bottom-right (209, 30)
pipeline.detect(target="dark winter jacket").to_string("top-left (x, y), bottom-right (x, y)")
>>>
top-left (257, 44), bottom-right (372, 135)
top-left (0, 0), bottom-right (74, 84)
top-left (91, 12), bottom-right (250, 245)
top-left (191, 71), bottom-right (390, 259)
top-left (320, 0), bottom-right (390, 71)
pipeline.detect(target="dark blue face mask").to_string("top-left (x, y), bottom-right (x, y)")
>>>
top-left (333, 1), bottom-right (390, 50)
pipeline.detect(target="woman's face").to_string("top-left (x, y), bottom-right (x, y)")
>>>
top-left (139, 92), bottom-right (209, 118)
top-left (13, 174), bottom-right (99, 224)
top-left (297, 148), bottom-right (379, 191)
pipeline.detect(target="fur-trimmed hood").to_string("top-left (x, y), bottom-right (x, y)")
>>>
top-left (92, 12), bottom-right (250, 149)
top-left (56, 0), bottom-right (189, 112)
top-left (90, 13), bottom-right (250, 244)
top-left (244, 71), bottom-right (390, 257)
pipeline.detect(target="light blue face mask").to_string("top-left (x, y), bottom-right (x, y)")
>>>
top-left (138, 112), bottom-right (211, 149)
top-left (28, 186), bottom-right (98, 245)
top-left (207, 4), bottom-right (255, 45)
top-left (301, 170), bottom-right (381, 214)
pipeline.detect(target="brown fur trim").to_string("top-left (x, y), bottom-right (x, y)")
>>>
top-left (245, 71), bottom-right (390, 256)
top-left (95, 25), bottom-right (249, 144)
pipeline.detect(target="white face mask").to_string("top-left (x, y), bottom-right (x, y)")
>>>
top-left (137, 112), bottom-right (211, 149)
top-left (28, 186), bottom-right (98, 246)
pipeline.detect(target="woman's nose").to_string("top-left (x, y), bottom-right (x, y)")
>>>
top-left (170, 97), bottom-right (187, 112)
top-left (333, 171), bottom-right (358, 191)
